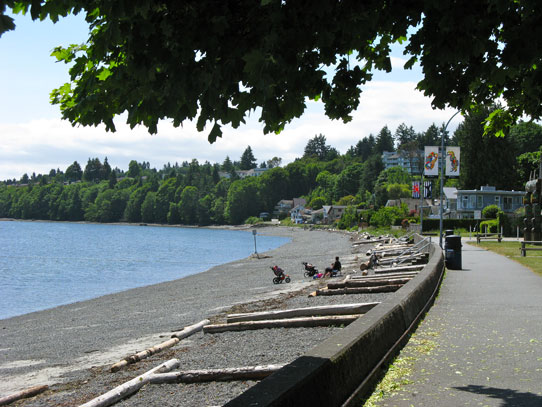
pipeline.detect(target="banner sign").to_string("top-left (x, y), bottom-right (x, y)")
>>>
top-left (424, 181), bottom-right (432, 199)
top-left (424, 146), bottom-right (439, 177)
top-left (446, 146), bottom-right (460, 176)
top-left (412, 181), bottom-right (420, 199)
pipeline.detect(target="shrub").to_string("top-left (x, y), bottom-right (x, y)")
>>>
top-left (370, 206), bottom-right (407, 228)
top-left (480, 219), bottom-right (499, 233)
top-left (482, 204), bottom-right (500, 219)
top-left (244, 216), bottom-right (261, 224)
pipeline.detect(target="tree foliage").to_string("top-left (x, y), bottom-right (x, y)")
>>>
top-left (2, 1), bottom-right (542, 139)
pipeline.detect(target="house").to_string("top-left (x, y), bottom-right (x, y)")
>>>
top-left (274, 199), bottom-right (293, 216)
top-left (443, 187), bottom-right (458, 218)
top-left (456, 186), bottom-right (524, 219)
top-left (386, 198), bottom-right (432, 215)
top-left (322, 205), bottom-right (348, 224)
top-left (381, 151), bottom-right (423, 175)
top-left (290, 204), bottom-right (310, 224)
top-left (218, 168), bottom-right (268, 179)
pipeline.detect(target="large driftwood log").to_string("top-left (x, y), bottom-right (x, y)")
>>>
top-left (349, 271), bottom-right (419, 280)
top-left (314, 285), bottom-right (402, 296)
top-left (110, 319), bottom-right (209, 372)
top-left (371, 264), bottom-right (424, 273)
top-left (0, 385), bottom-right (48, 406)
top-left (149, 364), bottom-right (285, 384)
top-left (81, 359), bottom-right (180, 407)
top-left (327, 277), bottom-right (412, 289)
top-left (227, 303), bottom-right (379, 323)
top-left (204, 315), bottom-right (360, 334)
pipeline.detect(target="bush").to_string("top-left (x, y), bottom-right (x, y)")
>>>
top-left (370, 206), bottom-right (408, 228)
top-left (482, 204), bottom-right (500, 219)
top-left (480, 219), bottom-right (499, 233)
top-left (244, 216), bottom-right (261, 224)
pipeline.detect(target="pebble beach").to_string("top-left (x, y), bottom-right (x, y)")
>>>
top-left (0, 226), bottom-right (386, 406)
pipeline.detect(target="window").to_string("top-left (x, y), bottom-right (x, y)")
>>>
top-left (495, 196), bottom-right (500, 207)
top-left (462, 195), bottom-right (468, 209)
top-left (477, 195), bottom-right (483, 208)
top-left (503, 196), bottom-right (513, 211)
top-left (470, 195), bottom-right (476, 208)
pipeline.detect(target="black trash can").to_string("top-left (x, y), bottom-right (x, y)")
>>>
top-left (445, 235), bottom-right (462, 270)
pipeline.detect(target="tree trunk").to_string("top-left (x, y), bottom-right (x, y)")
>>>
top-left (149, 364), bottom-right (285, 384)
top-left (227, 303), bottom-right (379, 323)
top-left (81, 359), bottom-right (180, 407)
top-left (204, 315), bottom-right (360, 334)
top-left (0, 385), bottom-right (48, 406)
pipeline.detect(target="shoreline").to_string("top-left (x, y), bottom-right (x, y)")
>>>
top-left (0, 226), bottom-right (355, 399)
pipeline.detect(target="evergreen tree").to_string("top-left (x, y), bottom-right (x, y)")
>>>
top-left (65, 161), bottom-right (83, 182)
top-left (240, 146), bottom-right (257, 170)
top-left (375, 126), bottom-right (394, 154)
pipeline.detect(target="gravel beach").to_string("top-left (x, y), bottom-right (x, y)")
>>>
top-left (0, 226), bottom-right (384, 406)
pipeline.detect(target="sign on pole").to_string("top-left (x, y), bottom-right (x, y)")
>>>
top-left (423, 181), bottom-right (432, 199)
top-left (445, 146), bottom-right (460, 176)
top-left (412, 181), bottom-right (420, 199)
top-left (424, 146), bottom-right (439, 177)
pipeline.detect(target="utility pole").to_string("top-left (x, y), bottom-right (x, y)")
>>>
top-left (439, 111), bottom-right (460, 249)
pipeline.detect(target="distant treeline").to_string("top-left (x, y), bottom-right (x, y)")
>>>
top-left (1, 109), bottom-right (541, 226)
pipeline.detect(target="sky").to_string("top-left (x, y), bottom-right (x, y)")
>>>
top-left (0, 12), bottom-right (461, 181)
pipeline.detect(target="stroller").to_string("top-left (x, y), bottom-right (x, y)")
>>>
top-left (271, 265), bottom-right (291, 284)
top-left (302, 262), bottom-right (318, 278)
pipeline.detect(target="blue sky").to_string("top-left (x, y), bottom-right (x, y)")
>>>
top-left (0, 12), bottom-right (460, 181)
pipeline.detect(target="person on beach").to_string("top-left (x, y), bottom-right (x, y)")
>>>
top-left (324, 256), bottom-right (341, 277)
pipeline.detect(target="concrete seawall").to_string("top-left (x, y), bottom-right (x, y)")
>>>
top-left (226, 237), bottom-right (445, 407)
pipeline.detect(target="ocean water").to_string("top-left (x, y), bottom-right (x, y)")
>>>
top-left (0, 221), bottom-right (289, 320)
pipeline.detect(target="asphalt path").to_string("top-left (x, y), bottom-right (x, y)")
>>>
top-left (377, 241), bottom-right (542, 406)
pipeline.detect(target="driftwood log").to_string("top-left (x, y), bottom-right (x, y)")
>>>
top-left (312, 285), bottom-right (403, 296)
top-left (327, 277), bottom-right (412, 289)
top-left (149, 364), bottom-right (285, 384)
top-left (81, 359), bottom-right (180, 407)
top-left (204, 315), bottom-right (360, 334)
top-left (110, 319), bottom-right (209, 372)
top-left (349, 271), bottom-right (419, 280)
top-left (0, 385), bottom-right (48, 406)
top-left (227, 303), bottom-right (379, 323)
top-left (373, 264), bottom-right (425, 273)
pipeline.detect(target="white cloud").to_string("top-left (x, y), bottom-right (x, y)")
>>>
top-left (0, 81), bottom-right (460, 181)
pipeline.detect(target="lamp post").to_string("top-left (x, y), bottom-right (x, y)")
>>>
top-left (439, 111), bottom-right (460, 249)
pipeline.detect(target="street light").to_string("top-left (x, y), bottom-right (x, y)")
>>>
top-left (439, 111), bottom-right (461, 249)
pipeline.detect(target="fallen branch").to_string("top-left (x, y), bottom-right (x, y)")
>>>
top-left (110, 319), bottom-right (209, 372)
top-left (81, 359), bottom-right (180, 407)
top-left (0, 385), bottom-right (48, 406)
top-left (149, 364), bottom-right (285, 384)
top-left (204, 315), bottom-right (360, 334)
top-left (227, 303), bottom-right (379, 323)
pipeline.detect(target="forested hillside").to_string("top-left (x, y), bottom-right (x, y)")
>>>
top-left (1, 115), bottom-right (541, 226)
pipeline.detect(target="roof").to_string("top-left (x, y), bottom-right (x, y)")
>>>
top-left (443, 187), bottom-right (457, 199)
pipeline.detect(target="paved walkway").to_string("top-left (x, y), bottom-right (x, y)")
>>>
top-left (378, 242), bottom-right (542, 407)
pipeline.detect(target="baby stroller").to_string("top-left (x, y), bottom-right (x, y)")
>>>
top-left (302, 262), bottom-right (318, 278)
top-left (271, 265), bottom-right (291, 284)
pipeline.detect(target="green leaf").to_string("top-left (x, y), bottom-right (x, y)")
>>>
top-left (208, 122), bottom-right (222, 143)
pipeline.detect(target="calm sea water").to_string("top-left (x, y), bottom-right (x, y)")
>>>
top-left (0, 221), bottom-right (289, 320)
